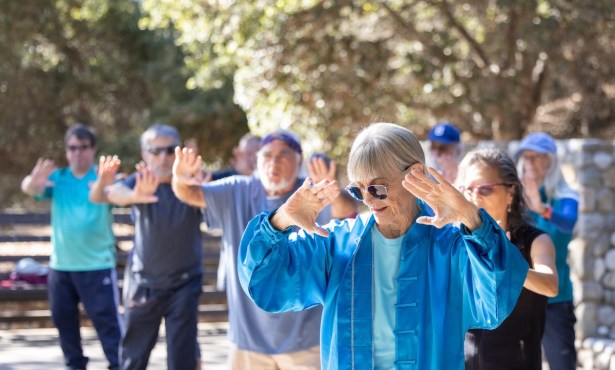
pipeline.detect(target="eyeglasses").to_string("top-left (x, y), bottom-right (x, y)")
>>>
top-left (346, 184), bottom-right (389, 201)
top-left (458, 183), bottom-right (510, 197)
top-left (345, 165), bottom-right (412, 201)
top-left (146, 146), bottom-right (176, 156)
top-left (66, 144), bottom-right (92, 152)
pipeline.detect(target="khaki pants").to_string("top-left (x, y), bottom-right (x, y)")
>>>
top-left (229, 344), bottom-right (321, 370)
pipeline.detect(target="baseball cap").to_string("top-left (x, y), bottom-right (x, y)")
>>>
top-left (428, 122), bottom-right (461, 144)
top-left (261, 130), bottom-right (302, 155)
top-left (515, 132), bottom-right (557, 159)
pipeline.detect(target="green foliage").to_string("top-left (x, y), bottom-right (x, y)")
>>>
top-left (0, 0), bottom-right (247, 206)
top-left (141, 0), bottom-right (615, 160)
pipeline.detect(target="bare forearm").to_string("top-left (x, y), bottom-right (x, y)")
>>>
top-left (21, 176), bottom-right (44, 197)
top-left (89, 179), bottom-right (108, 204)
top-left (104, 184), bottom-right (138, 207)
top-left (524, 269), bottom-right (558, 297)
top-left (172, 179), bottom-right (206, 208)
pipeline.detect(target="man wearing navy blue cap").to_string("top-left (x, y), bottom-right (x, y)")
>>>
top-left (172, 129), bottom-right (332, 369)
top-left (427, 122), bottom-right (462, 183)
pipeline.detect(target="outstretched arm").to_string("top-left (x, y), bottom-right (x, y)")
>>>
top-left (103, 164), bottom-right (160, 206)
top-left (21, 158), bottom-right (56, 197)
top-left (172, 147), bottom-right (207, 208)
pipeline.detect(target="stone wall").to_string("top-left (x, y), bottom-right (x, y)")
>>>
top-left (557, 139), bottom-right (615, 370)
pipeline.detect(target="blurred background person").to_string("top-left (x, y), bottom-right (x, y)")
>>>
top-left (427, 121), bottom-right (462, 183)
top-left (21, 124), bottom-right (122, 370)
top-left (91, 124), bottom-right (203, 370)
top-left (211, 133), bottom-right (261, 180)
top-left (172, 129), bottom-right (332, 370)
top-left (515, 132), bottom-right (579, 370)
top-left (457, 147), bottom-right (558, 370)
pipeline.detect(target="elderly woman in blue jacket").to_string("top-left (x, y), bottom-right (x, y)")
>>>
top-left (238, 123), bottom-right (529, 370)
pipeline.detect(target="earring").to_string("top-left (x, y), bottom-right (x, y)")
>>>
top-left (507, 204), bottom-right (512, 213)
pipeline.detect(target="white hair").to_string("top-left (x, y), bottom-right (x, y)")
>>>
top-left (347, 122), bottom-right (426, 182)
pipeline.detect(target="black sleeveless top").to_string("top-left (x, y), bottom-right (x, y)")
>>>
top-left (465, 224), bottom-right (547, 370)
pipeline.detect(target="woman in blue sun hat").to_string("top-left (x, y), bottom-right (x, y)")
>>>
top-left (515, 132), bottom-right (579, 370)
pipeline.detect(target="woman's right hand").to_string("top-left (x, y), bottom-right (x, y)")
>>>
top-left (271, 178), bottom-right (340, 237)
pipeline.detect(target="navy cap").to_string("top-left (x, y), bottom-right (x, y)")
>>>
top-left (428, 122), bottom-right (461, 144)
top-left (261, 130), bottom-right (302, 155)
top-left (515, 132), bottom-right (557, 159)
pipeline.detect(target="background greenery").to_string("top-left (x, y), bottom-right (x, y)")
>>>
top-left (2, 0), bottom-right (615, 207)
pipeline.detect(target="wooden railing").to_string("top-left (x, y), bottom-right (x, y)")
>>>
top-left (0, 210), bottom-right (227, 328)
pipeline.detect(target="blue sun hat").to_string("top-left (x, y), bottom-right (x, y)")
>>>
top-left (428, 122), bottom-right (461, 144)
top-left (515, 132), bottom-right (557, 159)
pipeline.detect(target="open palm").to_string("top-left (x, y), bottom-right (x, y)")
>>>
top-left (273, 178), bottom-right (340, 237)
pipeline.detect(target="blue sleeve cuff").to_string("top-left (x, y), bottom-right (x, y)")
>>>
top-left (262, 209), bottom-right (293, 240)
top-left (459, 209), bottom-right (499, 253)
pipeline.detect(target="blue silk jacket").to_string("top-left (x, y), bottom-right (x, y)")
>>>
top-left (238, 202), bottom-right (529, 370)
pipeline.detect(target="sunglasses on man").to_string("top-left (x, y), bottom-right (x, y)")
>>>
top-left (66, 144), bottom-right (92, 152)
top-left (146, 146), bottom-right (176, 156)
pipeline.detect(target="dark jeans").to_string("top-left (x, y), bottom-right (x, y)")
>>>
top-left (48, 268), bottom-right (122, 370)
top-left (120, 273), bottom-right (202, 370)
top-left (542, 301), bottom-right (577, 370)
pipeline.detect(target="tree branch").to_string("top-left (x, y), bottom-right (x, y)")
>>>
top-left (379, 0), bottom-right (453, 64)
top-left (501, 7), bottom-right (519, 71)
top-left (437, 0), bottom-right (491, 69)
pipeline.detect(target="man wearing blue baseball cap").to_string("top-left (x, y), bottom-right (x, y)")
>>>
top-left (172, 129), bottom-right (332, 370)
top-left (427, 122), bottom-right (462, 183)
top-left (515, 132), bottom-right (579, 370)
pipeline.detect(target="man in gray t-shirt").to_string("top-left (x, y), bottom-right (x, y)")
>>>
top-left (172, 129), bottom-right (333, 370)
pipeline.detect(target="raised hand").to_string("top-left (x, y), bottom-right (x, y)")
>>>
top-left (29, 158), bottom-right (56, 189)
top-left (272, 178), bottom-right (340, 237)
top-left (97, 155), bottom-right (121, 186)
top-left (402, 166), bottom-right (481, 231)
top-left (132, 162), bottom-right (159, 204)
top-left (172, 147), bottom-right (204, 186)
top-left (521, 170), bottom-right (543, 213)
top-left (307, 155), bottom-right (336, 183)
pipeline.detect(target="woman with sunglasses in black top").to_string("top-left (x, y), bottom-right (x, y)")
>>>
top-left (236, 122), bottom-right (533, 370)
top-left (456, 148), bottom-right (558, 370)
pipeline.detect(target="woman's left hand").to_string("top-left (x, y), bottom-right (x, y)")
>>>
top-left (402, 166), bottom-right (482, 231)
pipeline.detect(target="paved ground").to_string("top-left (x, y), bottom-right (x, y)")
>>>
top-left (0, 322), bottom-right (229, 369)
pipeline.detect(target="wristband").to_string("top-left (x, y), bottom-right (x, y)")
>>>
top-left (541, 204), bottom-right (552, 219)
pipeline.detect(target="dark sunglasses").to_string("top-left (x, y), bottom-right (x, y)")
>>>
top-left (458, 183), bottom-right (510, 197)
top-left (346, 184), bottom-right (389, 201)
top-left (346, 165), bottom-right (412, 202)
top-left (146, 146), bottom-right (176, 155)
top-left (66, 144), bottom-right (92, 152)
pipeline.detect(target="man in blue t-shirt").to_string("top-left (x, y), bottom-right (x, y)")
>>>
top-left (172, 129), bottom-right (333, 370)
top-left (21, 124), bottom-right (122, 370)
top-left (90, 124), bottom-right (203, 370)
